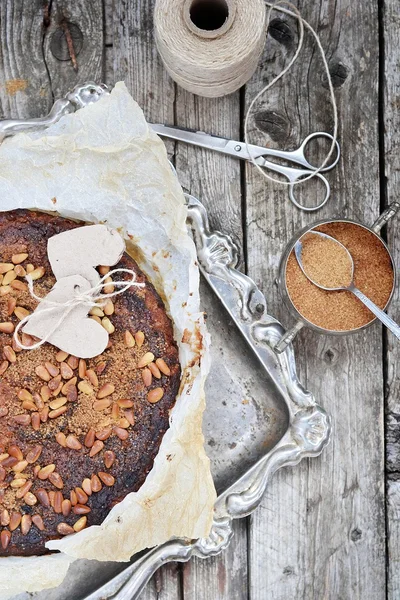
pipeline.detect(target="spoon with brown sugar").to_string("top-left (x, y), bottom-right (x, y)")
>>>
top-left (294, 230), bottom-right (400, 339)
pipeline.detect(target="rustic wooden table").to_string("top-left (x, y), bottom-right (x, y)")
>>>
top-left (0, 1), bottom-right (399, 598)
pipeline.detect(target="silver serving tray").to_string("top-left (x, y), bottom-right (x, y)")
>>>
top-left (0, 84), bottom-right (331, 600)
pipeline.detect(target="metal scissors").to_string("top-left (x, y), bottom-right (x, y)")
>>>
top-left (150, 124), bottom-right (340, 212)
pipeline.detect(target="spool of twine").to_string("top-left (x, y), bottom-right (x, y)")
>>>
top-left (154, 0), bottom-right (267, 98)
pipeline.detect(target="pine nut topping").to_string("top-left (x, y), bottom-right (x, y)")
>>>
top-left (35, 365), bottom-right (51, 382)
top-left (0, 509), bottom-right (10, 526)
top-left (66, 435), bottom-right (82, 450)
top-left (98, 472), bottom-right (115, 486)
top-left (38, 464), bottom-right (56, 480)
top-left (14, 265), bottom-right (26, 277)
top-left (11, 279), bottom-right (28, 291)
top-left (22, 400), bottom-right (37, 411)
top-left (57, 522), bottom-right (74, 535)
top-left (45, 362), bottom-right (60, 378)
top-left (3, 346), bottom-right (16, 363)
top-left (36, 489), bottom-right (50, 507)
top-left (73, 516), bottom-right (88, 532)
top-left (103, 276), bottom-right (114, 294)
top-left (0, 407), bottom-right (7, 418)
top-left (148, 362), bottom-right (161, 379)
top-left (98, 265), bottom-right (110, 276)
top-left (0, 361), bottom-right (8, 376)
top-left (0, 286), bottom-right (11, 296)
top-left (12, 460), bottom-right (28, 473)
top-left (49, 472), bottom-right (64, 489)
top-left (49, 406), bottom-right (68, 419)
top-left (75, 487), bottom-right (89, 504)
top-left (7, 297), bottom-right (16, 316)
top-left (111, 402), bottom-right (120, 420)
top-left (147, 388), bottom-right (164, 403)
top-left (32, 515), bottom-right (45, 530)
top-left (27, 264), bottom-right (35, 274)
top-left (29, 266), bottom-right (45, 280)
top-left (2, 270), bottom-right (17, 286)
top-left (54, 491), bottom-right (63, 513)
top-left (67, 355), bottom-right (79, 369)
top-left (40, 406), bottom-right (49, 422)
top-left (0, 530), bottom-right (11, 550)
top-left (32, 412), bottom-right (41, 430)
top-left (0, 322), bottom-right (14, 334)
top-left (62, 499), bottom-right (72, 517)
top-left (0, 263), bottom-right (14, 274)
top-left (93, 399), bottom-right (111, 411)
top-left (114, 426), bottom-right (129, 440)
top-left (137, 352), bottom-right (154, 368)
top-left (49, 397), bottom-right (68, 410)
top-left (18, 389), bottom-right (33, 402)
top-left (91, 474), bottom-right (102, 492)
top-left (60, 361), bottom-right (74, 380)
top-left (84, 428), bottom-right (96, 448)
top-left (82, 478), bottom-right (92, 496)
top-left (89, 440), bottom-right (104, 457)
top-left (13, 414), bottom-right (31, 425)
top-left (104, 299), bottom-right (114, 316)
top-left (9, 512), bottom-right (22, 531)
top-left (14, 306), bottom-right (30, 320)
top-left (48, 374), bottom-right (62, 391)
top-left (26, 444), bottom-right (42, 463)
top-left (40, 386), bottom-right (51, 402)
top-left (118, 418), bottom-right (130, 429)
top-left (12, 253), bottom-right (28, 264)
top-left (24, 492), bottom-right (37, 506)
top-left (96, 361), bottom-right (107, 375)
top-left (117, 399), bottom-right (134, 408)
top-left (73, 504), bottom-right (91, 515)
top-left (78, 380), bottom-right (93, 395)
top-left (124, 330), bottom-right (136, 348)
top-left (124, 409), bottom-right (135, 426)
top-left (56, 350), bottom-right (69, 363)
top-left (56, 432), bottom-right (67, 447)
top-left (89, 306), bottom-right (104, 317)
top-left (86, 369), bottom-right (99, 388)
top-left (135, 331), bottom-right (145, 347)
top-left (11, 478), bottom-right (28, 488)
top-left (21, 514), bottom-right (32, 535)
top-left (97, 383), bottom-right (115, 399)
top-left (7, 446), bottom-right (22, 461)
top-left (95, 427), bottom-right (112, 441)
top-left (79, 359), bottom-right (87, 378)
top-left (70, 490), bottom-right (78, 506)
top-left (101, 317), bottom-right (115, 334)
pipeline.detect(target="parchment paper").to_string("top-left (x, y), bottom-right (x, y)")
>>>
top-left (0, 82), bottom-right (216, 598)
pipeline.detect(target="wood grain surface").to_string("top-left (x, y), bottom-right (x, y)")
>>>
top-left (0, 0), bottom-right (398, 598)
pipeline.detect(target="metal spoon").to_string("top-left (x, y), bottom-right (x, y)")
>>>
top-left (294, 231), bottom-right (400, 339)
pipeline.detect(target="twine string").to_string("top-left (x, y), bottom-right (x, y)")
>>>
top-left (14, 268), bottom-right (145, 352)
top-left (155, 0), bottom-right (338, 191)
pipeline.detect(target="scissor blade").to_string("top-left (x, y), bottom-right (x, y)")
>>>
top-left (151, 124), bottom-right (231, 153)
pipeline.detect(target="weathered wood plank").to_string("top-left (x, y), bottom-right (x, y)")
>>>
top-left (245, 1), bottom-right (386, 598)
top-left (43, 0), bottom-right (104, 99)
top-left (383, 0), bottom-right (400, 595)
top-left (0, 0), bottom-right (52, 119)
top-left (110, 1), bottom-right (179, 598)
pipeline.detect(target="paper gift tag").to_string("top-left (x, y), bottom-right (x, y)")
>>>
top-left (22, 225), bottom-right (126, 358)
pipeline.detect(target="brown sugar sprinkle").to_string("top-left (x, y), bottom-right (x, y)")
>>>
top-left (285, 222), bottom-right (394, 332)
top-left (299, 233), bottom-right (353, 288)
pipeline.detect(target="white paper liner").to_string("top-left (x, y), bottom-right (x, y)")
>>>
top-left (0, 82), bottom-right (216, 597)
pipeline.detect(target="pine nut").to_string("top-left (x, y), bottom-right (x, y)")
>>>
top-left (89, 440), bottom-right (104, 457)
top-left (49, 397), bottom-right (67, 410)
top-left (11, 279), bottom-right (27, 291)
top-left (0, 361), bottom-right (8, 376)
top-left (86, 369), bottom-right (99, 387)
top-left (35, 365), bottom-right (51, 381)
top-left (57, 522), bottom-right (74, 535)
top-left (93, 399), bottom-right (111, 411)
top-left (78, 380), bottom-right (93, 395)
top-left (26, 444), bottom-right (42, 464)
top-left (0, 530), bottom-right (10, 550)
top-left (36, 489), bottom-right (50, 507)
top-left (24, 492), bottom-right (37, 506)
top-left (89, 306), bottom-right (104, 317)
top-left (21, 514), bottom-right (32, 535)
top-left (114, 426), bottom-right (129, 440)
top-left (148, 362), bottom-right (161, 379)
top-left (53, 491), bottom-right (63, 513)
top-left (101, 317), bottom-right (115, 334)
top-left (22, 400), bottom-right (37, 411)
top-left (82, 478), bottom-right (92, 496)
top-left (0, 263), bottom-right (13, 274)
top-left (137, 352), bottom-right (154, 368)
top-left (84, 428), bottom-right (95, 448)
top-left (0, 322), bottom-right (14, 334)
top-left (60, 361), bottom-right (74, 379)
top-left (0, 286), bottom-right (11, 296)
top-left (2, 270), bottom-right (16, 286)
top-left (18, 389), bottom-right (33, 402)
top-left (91, 473), bottom-right (102, 491)
top-left (73, 504), bottom-right (91, 515)
top-left (67, 355), bottom-right (79, 369)
top-left (45, 362), bottom-right (60, 377)
top-left (97, 383), bottom-right (115, 399)
top-left (104, 299), bottom-right (114, 315)
top-left (124, 330), bottom-right (135, 347)
top-left (135, 331), bottom-right (145, 347)
top-left (62, 499), bottom-right (72, 517)
top-left (56, 350), bottom-right (69, 363)
top-left (8, 445), bottom-right (23, 461)
top-left (75, 487), bottom-right (88, 504)
top-left (49, 406), bottom-right (67, 419)
top-left (56, 432), bottom-right (67, 447)
top-left (7, 297), bottom-right (16, 315)
top-left (31, 412), bottom-right (41, 430)
top-left (9, 512), bottom-right (22, 531)
top-left (38, 464), bottom-right (56, 480)
top-left (14, 265), bottom-right (26, 277)
top-left (12, 253), bottom-right (28, 264)
top-left (95, 427), bottom-right (112, 441)
top-left (98, 472), bottom-right (115, 486)
top-left (32, 515), bottom-right (45, 530)
top-left (79, 359), bottom-right (87, 378)
top-left (0, 509), bottom-right (10, 526)
top-left (99, 265), bottom-right (110, 275)
top-left (104, 450), bottom-right (116, 469)
top-left (147, 387), bottom-right (164, 403)
top-left (3, 346), bottom-right (16, 363)
top-left (117, 399), bottom-right (134, 408)
top-left (49, 472), bottom-right (64, 489)
top-left (15, 481), bottom-right (32, 498)
top-left (73, 516), bottom-right (88, 532)
top-left (14, 306), bottom-right (30, 320)
top-left (66, 435), bottom-right (82, 450)
top-left (29, 266), bottom-right (45, 280)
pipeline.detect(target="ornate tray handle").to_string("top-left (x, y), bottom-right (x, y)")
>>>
top-left (0, 83), bottom-right (331, 600)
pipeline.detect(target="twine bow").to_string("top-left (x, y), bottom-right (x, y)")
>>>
top-left (14, 268), bottom-right (145, 351)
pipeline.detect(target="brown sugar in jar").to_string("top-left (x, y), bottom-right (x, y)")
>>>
top-left (285, 222), bottom-right (394, 332)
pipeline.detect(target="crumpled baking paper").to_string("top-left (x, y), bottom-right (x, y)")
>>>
top-left (0, 81), bottom-right (216, 598)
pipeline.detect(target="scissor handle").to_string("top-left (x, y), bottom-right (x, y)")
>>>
top-left (289, 171), bottom-right (331, 212)
top-left (297, 132), bottom-right (340, 172)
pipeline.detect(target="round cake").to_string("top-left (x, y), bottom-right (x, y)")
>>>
top-left (0, 209), bottom-right (181, 556)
